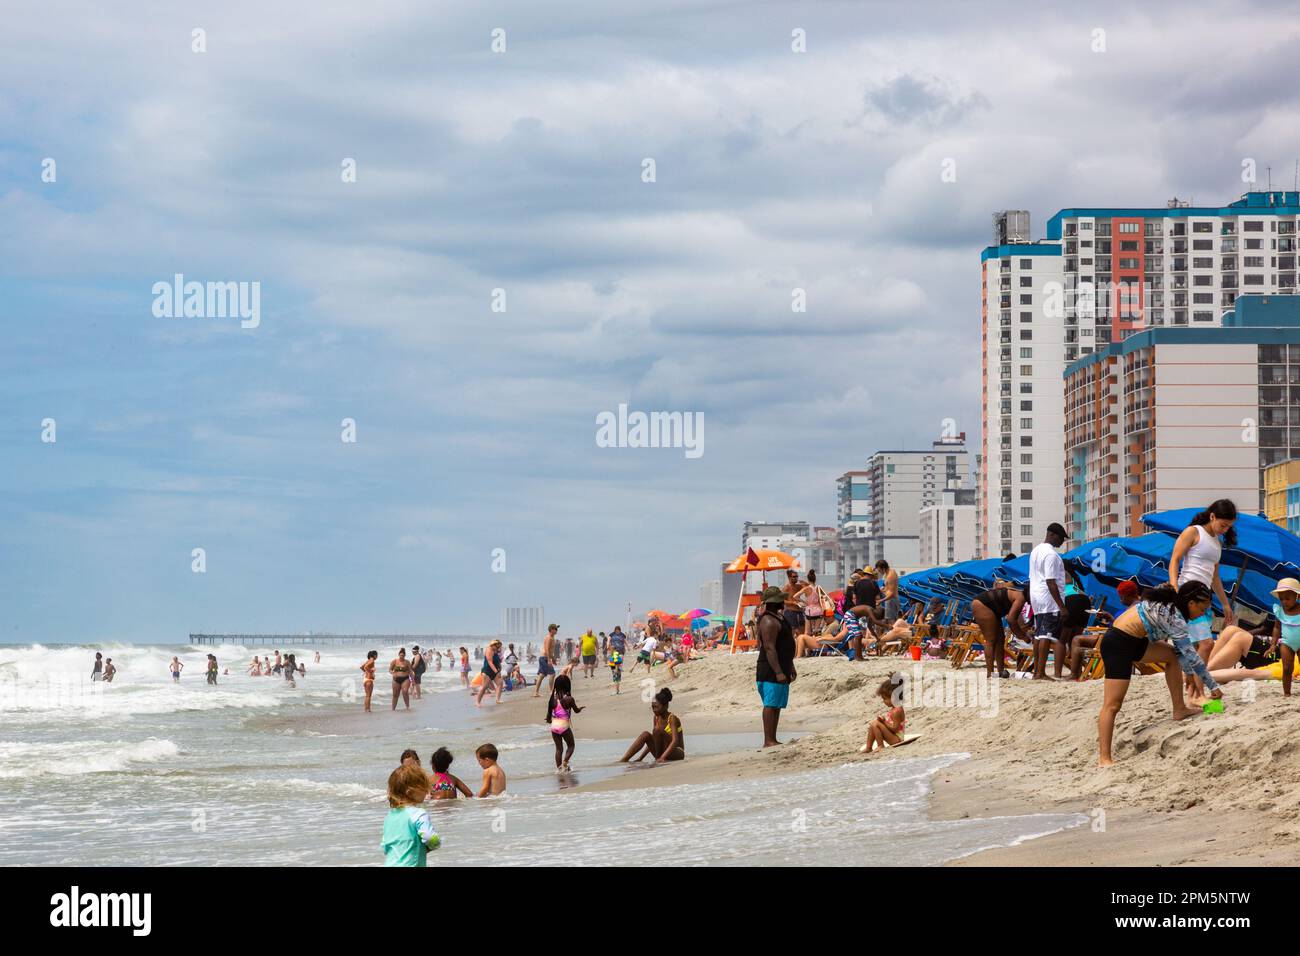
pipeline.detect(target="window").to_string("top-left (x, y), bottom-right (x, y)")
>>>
top-left (1193, 274), bottom-right (1213, 286)
top-left (1020, 348), bottom-right (1033, 358)
top-left (1118, 222), bottom-right (1139, 233)
top-left (1193, 257), bottom-right (1214, 268)
top-left (1193, 293), bottom-right (1213, 304)
top-left (1193, 311), bottom-right (1214, 322)
top-left (1019, 400), bottom-right (1032, 411)
top-left (1020, 276), bottom-right (1033, 287)
top-left (1020, 311), bottom-right (1032, 322)
top-left (1020, 489), bottom-right (1033, 499)
top-left (1244, 221), bottom-right (1264, 232)
top-left (1020, 365), bottom-right (1032, 375)
top-left (1019, 294), bottom-right (1033, 304)
top-left (1020, 436), bottom-right (1032, 447)
top-left (1192, 239), bottom-right (1213, 251)
top-left (1020, 329), bottom-right (1032, 340)
top-left (886, 464), bottom-right (895, 473)
top-left (1020, 259), bottom-right (1032, 269)
top-left (1244, 274), bottom-right (1265, 285)
top-left (1020, 507), bottom-right (1033, 518)
top-left (1118, 258), bottom-right (1139, 269)
top-left (1020, 471), bottom-right (1033, 482)
top-left (1019, 382), bottom-right (1032, 393)
top-left (1246, 238), bottom-right (1263, 250)
top-left (1244, 256), bottom-right (1265, 268)
top-left (1193, 222), bottom-right (1213, 233)
top-left (1020, 418), bottom-right (1033, 428)
top-left (1021, 525), bottom-right (1034, 536)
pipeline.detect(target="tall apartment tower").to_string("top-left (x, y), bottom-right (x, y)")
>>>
top-left (981, 211), bottom-right (1066, 558)
top-left (1065, 294), bottom-right (1300, 537)
top-left (982, 190), bottom-right (1300, 556)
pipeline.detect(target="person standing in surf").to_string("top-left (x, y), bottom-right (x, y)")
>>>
top-left (410, 646), bottom-right (426, 700)
top-left (475, 640), bottom-right (504, 708)
top-left (756, 586), bottom-right (796, 747)
top-left (544, 674), bottom-right (583, 772)
top-left (91, 652), bottom-right (103, 682)
top-left (534, 625), bottom-right (559, 699)
top-left (360, 651), bottom-right (377, 712)
top-left (390, 648), bottom-right (413, 711)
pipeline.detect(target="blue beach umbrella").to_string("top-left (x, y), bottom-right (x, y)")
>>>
top-left (1114, 533), bottom-right (1274, 613)
top-left (1142, 508), bottom-right (1300, 577)
top-left (1061, 537), bottom-right (1156, 586)
top-left (991, 553), bottom-right (1031, 588)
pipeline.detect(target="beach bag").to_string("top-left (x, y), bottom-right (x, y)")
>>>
top-left (471, 673), bottom-right (485, 688)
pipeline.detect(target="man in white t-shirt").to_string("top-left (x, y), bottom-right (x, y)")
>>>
top-left (1028, 522), bottom-right (1070, 680)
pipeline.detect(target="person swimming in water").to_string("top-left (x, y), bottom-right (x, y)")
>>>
top-left (170, 657), bottom-right (183, 682)
top-left (102, 658), bottom-right (116, 683)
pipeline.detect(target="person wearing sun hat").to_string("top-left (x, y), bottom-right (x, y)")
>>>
top-left (1267, 578), bottom-right (1300, 696)
top-left (1204, 577), bottom-right (1300, 693)
top-left (755, 585), bottom-right (796, 747)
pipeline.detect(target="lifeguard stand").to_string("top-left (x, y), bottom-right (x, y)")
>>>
top-left (724, 549), bottom-right (800, 654)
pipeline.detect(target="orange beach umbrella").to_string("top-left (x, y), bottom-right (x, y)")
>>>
top-left (723, 548), bottom-right (800, 574)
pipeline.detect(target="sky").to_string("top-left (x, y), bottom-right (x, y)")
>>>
top-left (3, 0), bottom-right (1300, 643)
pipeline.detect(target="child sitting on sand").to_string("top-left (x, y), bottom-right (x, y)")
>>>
top-left (383, 764), bottom-right (440, 866)
top-left (859, 676), bottom-right (906, 754)
top-left (475, 743), bottom-right (506, 796)
top-left (429, 747), bottom-right (475, 800)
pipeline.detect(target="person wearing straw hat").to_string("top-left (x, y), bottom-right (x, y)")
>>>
top-left (1204, 578), bottom-right (1300, 697)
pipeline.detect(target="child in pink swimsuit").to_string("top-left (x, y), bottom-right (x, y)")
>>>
top-left (544, 674), bottom-right (583, 772)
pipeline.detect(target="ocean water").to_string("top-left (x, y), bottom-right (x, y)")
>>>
top-left (0, 643), bottom-right (1085, 866)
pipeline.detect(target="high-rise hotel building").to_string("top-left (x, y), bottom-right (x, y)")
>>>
top-left (982, 191), bottom-right (1300, 556)
top-left (1064, 294), bottom-right (1300, 537)
top-left (981, 212), bottom-right (1065, 558)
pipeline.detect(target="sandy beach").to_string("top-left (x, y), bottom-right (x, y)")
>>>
top-left (474, 650), bottom-right (1300, 865)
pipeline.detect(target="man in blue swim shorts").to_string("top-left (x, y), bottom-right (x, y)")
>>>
top-left (755, 586), bottom-right (796, 747)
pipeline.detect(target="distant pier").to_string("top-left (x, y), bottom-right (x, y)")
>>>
top-left (188, 633), bottom-right (501, 647)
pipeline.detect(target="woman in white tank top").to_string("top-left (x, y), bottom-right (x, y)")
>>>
top-left (1169, 500), bottom-right (1238, 691)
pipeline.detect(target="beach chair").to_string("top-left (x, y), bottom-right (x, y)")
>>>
top-left (1077, 646), bottom-right (1104, 681)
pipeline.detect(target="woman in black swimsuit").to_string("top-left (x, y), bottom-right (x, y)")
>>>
top-left (390, 648), bottom-right (412, 711)
top-left (970, 581), bottom-right (1028, 678)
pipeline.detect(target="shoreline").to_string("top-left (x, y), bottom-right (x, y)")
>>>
top-left (272, 649), bottom-right (1300, 865)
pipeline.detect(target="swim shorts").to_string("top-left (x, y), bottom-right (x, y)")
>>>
top-left (783, 609), bottom-right (804, 632)
top-left (582, 655), bottom-right (596, 665)
top-left (1033, 612), bottom-right (1061, 643)
top-left (537, 657), bottom-right (554, 675)
top-left (883, 597), bottom-right (900, 622)
top-left (756, 680), bottom-right (789, 709)
top-left (1099, 626), bottom-right (1147, 680)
